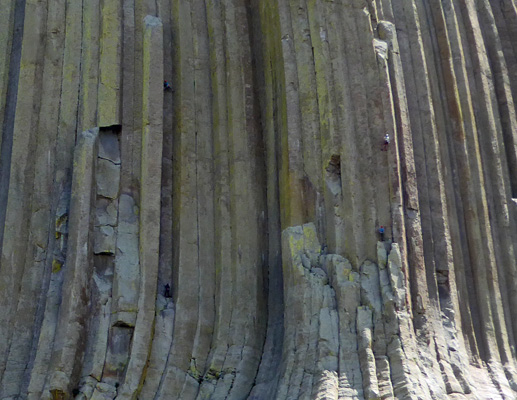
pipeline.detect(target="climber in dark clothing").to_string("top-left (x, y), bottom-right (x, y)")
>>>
top-left (164, 80), bottom-right (171, 90)
top-left (381, 133), bottom-right (390, 151)
top-left (321, 244), bottom-right (328, 255)
top-left (164, 283), bottom-right (171, 298)
top-left (378, 226), bottom-right (385, 241)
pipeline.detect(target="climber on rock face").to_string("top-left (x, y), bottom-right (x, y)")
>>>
top-left (164, 80), bottom-right (171, 90)
top-left (164, 283), bottom-right (171, 298)
top-left (321, 244), bottom-right (328, 255)
top-left (379, 226), bottom-right (385, 241)
top-left (381, 133), bottom-right (390, 151)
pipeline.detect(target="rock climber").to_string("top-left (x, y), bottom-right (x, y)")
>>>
top-left (378, 226), bottom-right (385, 241)
top-left (381, 133), bottom-right (390, 151)
top-left (164, 80), bottom-right (171, 90)
top-left (321, 244), bottom-right (328, 255)
top-left (164, 283), bottom-right (171, 298)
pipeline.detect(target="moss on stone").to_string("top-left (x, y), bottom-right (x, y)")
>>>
top-left (52, 259), bottom-right (62, 273)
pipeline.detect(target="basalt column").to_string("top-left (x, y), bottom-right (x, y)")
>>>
top-left (0, 1), bottom-right (516, 400)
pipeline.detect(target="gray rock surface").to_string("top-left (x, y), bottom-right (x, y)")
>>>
top-left (0, 2), bottom-right (517, 399)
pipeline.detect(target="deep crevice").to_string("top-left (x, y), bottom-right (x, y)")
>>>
top-left (325, 154), bottom-right (342, 197)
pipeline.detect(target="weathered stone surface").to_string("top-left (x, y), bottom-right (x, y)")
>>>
top-left (0, 1), bottom-right (517, 399)
top-left (112, 193), bottom-right (139, 327)
top-left (93, 225), bottom-right (115, 255)
top-left (90, 382), bottom-right (117, 400)
top-left (116, 14), bottom-right (163, 400)
top-left (96, 158), bottom-right (120, 199)
top-left (97, 0), bottom-right (121, 126)
top-left (95, 198), bottom-right (118, 227)
top-left (48, 127), bottom-right (99, 395)
top-left (98, 129), bottom-right (121, 164)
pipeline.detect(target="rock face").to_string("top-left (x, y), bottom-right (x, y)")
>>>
top-left (0, 0), bottom-right (517, 399)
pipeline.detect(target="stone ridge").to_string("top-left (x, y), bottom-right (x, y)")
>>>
top-left (0, 0), bottom-right (516, 399)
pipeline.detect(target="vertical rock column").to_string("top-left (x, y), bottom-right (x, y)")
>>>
top-left (136, 2), bottom-right (174, 397)
top-left (48, 128), bottom-right (99, 397)
top-left (181, 1), bottom-right (216, 396)
top-left (378, 19), bottom-right (423, 317)
top-left (308, 0), bottom-right (352, 256)
top-left (456, 0), bottom-right (514, 366)
top-left (285, 0), bottom-right (323, 227)
top-left (216, 1), bottom-right (267, 397)
top-left (0, 0), bottom-right (15, 156)
top-left (26, 0), bottom-right (85, 396)
top-left (78, 0), bottom-right (100, 132)
top-left (0, 0), bottom-right (47, 386)
top-left (138, 0), bottom-right (175, 392)
top-left (249, 1), bottom-right (284, 398)
top-left (197, 1), bottom-right (235, 398)
top-left (275, 0), bottom-right (309, 228)
top-left (158, 1), bottom-right (205, 396)
top-left (116, 15), bottom-right (163, 400)
top-left (0, 0), bottom-right (67, 396)
top-left (98, 0), bottom-right (121, 127)
top-left (439, 0), bottom-right (488, 362)
top-left (338, 3), bottom-right (383, 263)
top-left (0, 0), bottom-right (23, 252)
top-left (475, 0), bottom-right (517, 358)
top-left (78, 128), bottom-right (120, 393)
top-left (389, 0), bottom-right (437, 324)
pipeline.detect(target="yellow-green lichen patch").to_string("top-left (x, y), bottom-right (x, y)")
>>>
top-left (52, 259), bottom-right (62, 273)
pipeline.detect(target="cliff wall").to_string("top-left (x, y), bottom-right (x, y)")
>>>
top-left (0, 0), bottom-right (516, 399)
